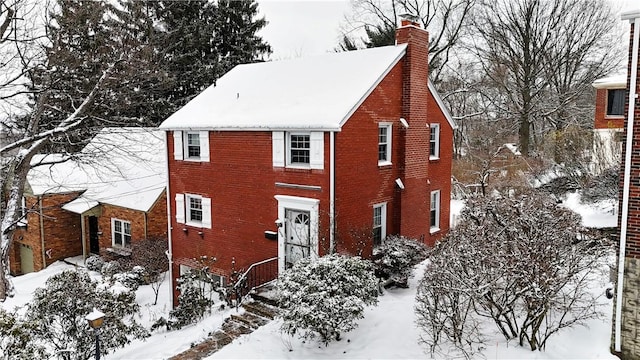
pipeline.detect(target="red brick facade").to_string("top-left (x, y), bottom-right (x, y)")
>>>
top-left (595, 88), bottom-right (625, 130)
top-left (10, 190), bottom-right (168, 275)
top-left (166, 23), bottom-right (454, 304)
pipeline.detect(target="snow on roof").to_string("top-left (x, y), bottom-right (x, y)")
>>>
top-left (592, 74), bottom-right (627, 89)
top-left (27, 128), bottom-right (165, 213)
top-left (159, 44), bottom-right (407, 131)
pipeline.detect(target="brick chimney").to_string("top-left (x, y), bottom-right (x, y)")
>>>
top-left (395, 15), bottom-right (432, 243)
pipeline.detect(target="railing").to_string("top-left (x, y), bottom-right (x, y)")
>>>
top-left (232, 257), bottom-right (278, 309)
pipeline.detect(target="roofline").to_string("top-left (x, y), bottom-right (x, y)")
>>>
top-left (428, 80), bottom-right (457, 130)
top-left (622, 10), bottom-right (640, 22)
top-left (592, 82), bottom-right (627, 89)
top-left (338, 44), bottom-right (408, 127)
top-left (159, 126), bottom-right (343, 132)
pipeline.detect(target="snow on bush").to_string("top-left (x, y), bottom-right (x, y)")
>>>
top-left (373, 235), bottom-right (428, 282)
top-left (415, 191), bottom-right (612, 357)
top-left (13, 270), bottom-right (148, 359)
top-left (85, 255), bottom-right (104, 272)
top-left (101, 260), bottom-right (121, 277)
top-left (276, 254), bottom-right (379, 345)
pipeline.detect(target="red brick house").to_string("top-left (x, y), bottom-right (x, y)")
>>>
top-left (592, 74), bottom-right (625, 173)
top-left (614, 8), bottom-right (640, 358)
top-left (160, 18), bottom-right (455, 304)
top-left (9, 128), bottom-right (167, 274)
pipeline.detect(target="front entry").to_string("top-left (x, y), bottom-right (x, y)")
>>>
top-left (89, 216), bottom-right (99, 254)
top-left (284, 209), bottom-right (311, 269)
top-left (20, 244), bottom-right (34, 274)
top-left (275, 195), bottom-right (320, 273)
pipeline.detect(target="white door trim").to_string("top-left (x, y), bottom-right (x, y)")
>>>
top-left (275, 195), bottom-right (320, 273)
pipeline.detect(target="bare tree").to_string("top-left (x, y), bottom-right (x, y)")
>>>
top-left (470, 0), bottom-right (621, 156)
top-left (339, 0), bottom-right (475, 83)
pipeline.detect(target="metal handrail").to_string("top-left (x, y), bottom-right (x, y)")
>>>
top-left (232, 256), bottom-right (278, 309)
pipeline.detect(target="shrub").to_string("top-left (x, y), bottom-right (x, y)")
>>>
top-left (85, 255), bottom-right (104, 272)
top-left (277, 254), bottom-right (379, 345)
top-left (24, 270), bottom-right (148, 359)
top-left (101, 260), bottom-right (121, 277)
top-left (151, 264), bottom-right (218, 331)
top-left (112, 271), bottom-right (141, 291)
top-left (373, 235), bottom-right (428, 281)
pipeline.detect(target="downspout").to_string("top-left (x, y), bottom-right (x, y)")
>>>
top-left (164, 131), bottom-right (174, 308)
top-left (330, 131), bottom-right (336, 253)
top-left (38, 196), bottom-right (45, 269)
top-left (616, 12), bottom-right (640, 353)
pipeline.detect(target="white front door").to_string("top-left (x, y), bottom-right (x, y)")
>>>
top-left (285, 209), bottom-right (311, 269)
top-left (275, 195), bottom-right (320, 273)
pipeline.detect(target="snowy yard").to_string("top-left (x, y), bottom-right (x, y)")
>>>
top-left (0, 194), bottom-right (619, 359)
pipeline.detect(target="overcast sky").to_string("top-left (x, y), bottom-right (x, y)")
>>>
top-left (258, 0), bottom-right (639, 60)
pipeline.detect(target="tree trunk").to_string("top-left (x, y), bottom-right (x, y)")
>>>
top-left (519, 115), bottom-right (530, 157)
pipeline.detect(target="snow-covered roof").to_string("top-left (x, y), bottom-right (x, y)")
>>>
top-left (159, 44), bottom-right (408, 131)
top-left (592, 74), bottom-right (627, 89)
top-left (27, 128), bottom-right (165, 213)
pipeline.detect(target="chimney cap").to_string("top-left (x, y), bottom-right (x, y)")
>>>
top-left (399, 13), bottom-right (420, 23)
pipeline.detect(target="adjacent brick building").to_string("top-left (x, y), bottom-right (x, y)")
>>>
top-left (160, 18), bottom-right (455, 305)
top-left (614, 8), bottom-right (640, 359)
top-left (592, 74), bottom-right (626, 174)
top-left (9, 128), bottom-right (167, 275)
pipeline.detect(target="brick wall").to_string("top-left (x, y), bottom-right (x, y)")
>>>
top-left (10, 192), bottom-right (83, 274)
top-left (595, 88), bottom-right (625, 130)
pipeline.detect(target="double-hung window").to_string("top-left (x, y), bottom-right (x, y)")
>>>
top-left (378, 123), bottom-right (392, 165)
top-left (172, 131), bottom-right (210, 162)
top-left (372, 203), bottom-right (387, 246)
top-left (112, 218), bottom-right (131, 247)
top-left (289, 133), bottom-right (310, 165)
top-left (430, 124), bottom-right (440, 159)
top-left (430, 190), bottom-right (440, 232)
top-left (607, 89), bottom-right (625, 116)
top-left (175, 193), bottom-right (212, 229)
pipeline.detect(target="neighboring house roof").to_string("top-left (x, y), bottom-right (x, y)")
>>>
top-left (27, 128), bottom-right (165, 214)
top-left (592, 74), bottom-right (627, 89)
top-left (160, 44), bottom-right (408, 131)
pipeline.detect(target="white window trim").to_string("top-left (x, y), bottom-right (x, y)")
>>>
top-left (378, 123), bottom-right (393, 166)
top-left (430, 190), bottom-right (441, 234)
top-left (111, 218), bottom-right (131, 248)
top-left (373, 202), bottom-right (387, 245)
top-left (430, 123), bottom-right (440, 160)
top-left (274, 131), bottom-right (324, 170)
top-left (173, 130), bottom-right (210, 162)
top-left (176, 193), bottom-right (212, 229)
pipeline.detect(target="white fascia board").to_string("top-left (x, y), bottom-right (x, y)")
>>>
top-left (622, 10), bottom-right (640, 22)
top-left (158, 126), bottom-right (342, 132)
top-left (428, 80), bottom-right (458, 130)
top-left (338, 44), bottom-right (408, 128)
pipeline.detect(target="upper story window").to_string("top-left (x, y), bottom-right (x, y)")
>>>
top-left (289, 133), bottom-right (310, 165)
top-left (112, 218), bottom-right (131, 247)
top-left (607, 89), bottom-right (625, 116)
top-left (378, 123), bottom-right (392, 166)
top-left (272, 131), bottom-right (324, 169)
top-left (430, 123), bottom-right (440, 160)
top-left (172, 131), bottom-right (210, 162)
top-left (430, 190), bottom-right (441, 233)
top-left (372, 203), bottom-right (387, 246)
top-left (175, 193), bottom-right (212, 229)
top-left (186, 132), bottom-right (201, 159)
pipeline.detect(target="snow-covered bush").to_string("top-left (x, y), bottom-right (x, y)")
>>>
top-left (151, 264), bottom-right (219, 331)
top-left (277, 254), bottom-right (379, 345)
top-left (581, 167), bottom-right (619, 203)
top-left (0, 308), bottom-right (46, 359)
top-left (112, 271), bottom-right (141, 291)
top-left (373, 235), bottom-right (428, 282)
top-left (101, 260), bottom-right (121, 277)
top-left (415, 191), bottom-right (612, 356)
top-left (23, 270), bottom-right (148, 359)
top-left (85, 255), bottom-right (104, 272)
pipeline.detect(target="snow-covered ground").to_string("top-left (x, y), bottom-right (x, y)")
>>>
top-left (1, 194), bottom-right (618, 359)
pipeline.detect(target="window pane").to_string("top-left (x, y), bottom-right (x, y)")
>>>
top-left (290, 134), bottom-right (310, 164)
top-left (430, 209), bottom-right (437, 227)
top-left (189, 197), bottom-right (203, 222)
top-left (124, 222), bottom-right (131, 236)
top-left (124, 235), bottom-right (131, 246)
top-left (187, 133), bottom-right (201, 158)
top-left (115, 233), bottom-right (122, 246)
top-left (378, 127), bottom-right (387, 143)
top-left (378, 144), bottom-right (387, 161)
top-left (373, 206), bottom-right (382, 226)
top-left (372, 227), bottom-right (381, 246)
top-left (608, 89), bottom-right (625, 116)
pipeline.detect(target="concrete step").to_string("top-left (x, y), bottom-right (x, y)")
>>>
top-left (231, 311), bottom-right (269, 329)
